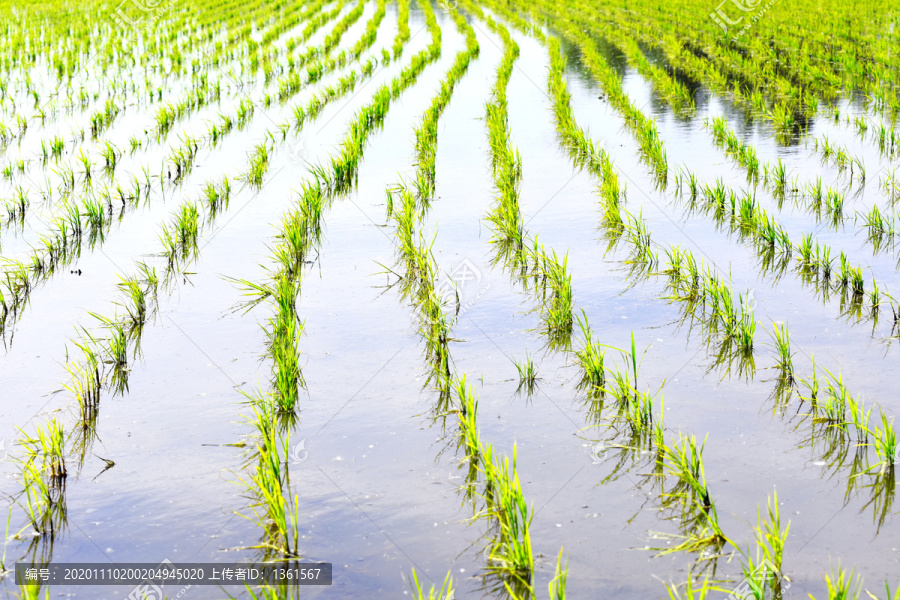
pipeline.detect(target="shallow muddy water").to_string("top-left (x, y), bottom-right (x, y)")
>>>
top-left (1, 1), bottom-right (899, 599)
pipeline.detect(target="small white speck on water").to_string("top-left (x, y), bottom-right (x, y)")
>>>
top-left (334, 456), bottom-right (344, 461)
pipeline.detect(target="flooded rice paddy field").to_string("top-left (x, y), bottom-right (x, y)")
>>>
top-left (0, 0), bottom-right (898, 598)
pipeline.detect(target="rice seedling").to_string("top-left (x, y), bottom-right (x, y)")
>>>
top-left (769, 321), bottom-right (794, 383)
top-left (865, 409), bottom-right (897, 474)
top-left (267, 275), bottom-right (305, 412)
top-left (479, 443), bottom-right (535, 590)
top-left (664, 576), bottom-right (714, 600)
top-left (512, 352), bottom-right (538, 394)
top-left (1, 0), bottom-right (897, 594)
top-left (808, 565), bottom-right (863, 600)
top-left (408, 570), bottom-right (454, 599)
top-left (655, 433), bottom-right (729, 558)
top-left (243, 142), bottom-right (270, 188)
top-left (88, 312), bottom-right (129, 369)
top-left (76, 149), bottom-right (91, 181)
top-left (574, 311), bottom-right (606, 395)
top-left (538, 248), bottom-right (574, 345)
top-left (64, 337), bottom-right (102, 425)
top-left (19, 419), bottom-right (67, 481)
top-left (237, 390), bottom-right (301, 558)
top-left (99, 142), bottom-right (118, 173)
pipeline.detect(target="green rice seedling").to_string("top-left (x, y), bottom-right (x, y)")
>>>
top-left (548, 549), bottom-right (569, 599)
top-left (64, 338), bottom-right (102, 422)
top-left (752, 489), bottom-right (789, 573)
top-left (852, 156), bottom-right (866, 184)
top-left (267, 275), bottom-right (305, 412)
top-left (772, 158), bottom-right (787, 195)
top-left (807, 176), bottom-right (824, 209)
top-left (159, 224), bottom-right (178, 266)
top-left (868, 280), bottom-right (883, 315)
top-left (244, 142), bottom-right (270, 188)
top-left (50, 136), bottom-right (65, 160)
top-left (850, 265), bottom-right (865, 296)
top-left (623, 388), bottom-right (656, 440)
top-left (826, 187), bottom-right (845, 222)
top-left (797, 354), bottom-right (822, 408)
top-left (88, 312), bottom-right (129, 394)
top-left (865, 409), bottom-right (897, 474)
top-left (882, 168), bottom-right (900, 204)
top-left (174, 203), bottom-right (200, 259)
top-left (655, 433), bottom-right (729, 558)
top-left (808, 565), bottom-right (863, 600)
top-left (513, 352), bottom-right (538, 394)
top-left (100, 142), bottom-right (118, 172)
top-left (624, 210), bottom-right (657, 267)
top-left (574, 311), bottom-right (605, 394)
top-left (77, 149), bottom-right (92, 181)
top-left (797, 233), bottom-right (815, 268)
top-left (89, 313), bottom-right (128, 368)
top-left (240, 396), bottom-right (301, 558)
top-left (82, 196), bottom-right (107, 237)
top-left (480, 443), bottom-right (535, 591)
top-left (538, 249), bottom-right (574, 346)
top-left (860, 205), bottom-right (892, 249)
top-left (664, 576), bottom-right (714, 600)
top-left (816, 244), bottom-right (834, 280)
top-left (865, 582), bottom-right (900, 600)
top-left (408, 570), bottom-right (454, 599)
top-left (664, 433), bottom-right (712, 510)
top-left (22, 459), bottom-right (53, 535)
top-left (736, 551), bottom-right (787, 600)
top-left (846, 394), bottom-right (872, 443)
top-left (203, 177), bottom-right (231, 218)
top-left (453, 376), bottom-right (481, 467)
top-left (236, 98), bottom-right (255, 128)
top-left (117, 273), bottom-right (151, 334)
top-left (816, 369), bottom-right (851, 429)
top-left (156, 104), bottom-right (176, 135)
top-left (769, 321), bottom-right (794, 383)
top-left (20, 419), bottom-right (67, 481)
